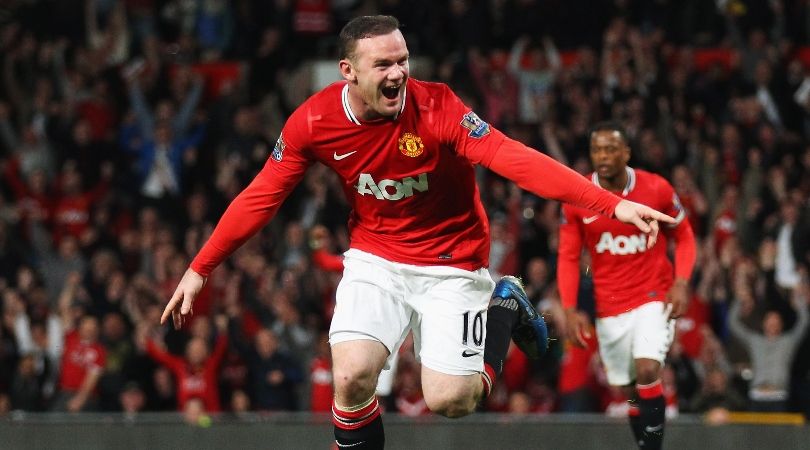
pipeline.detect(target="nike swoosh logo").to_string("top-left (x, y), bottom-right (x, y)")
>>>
top-left (644, 424), bottom-right (663, 433)
top-left (333, 151), bottom-right (357, 160)
top-left (582, 215), bottom-right (600, 224)
top-left (461, 350), bottom-right (480, 358)
top-left (336, 441), bottom-right (366, 448)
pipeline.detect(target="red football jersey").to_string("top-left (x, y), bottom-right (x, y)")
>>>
top-left (145, 336), bottom-right (228, 412)
top-left (58, 331), bottom-right (106, 391)
top-left (558, 167), bottom-right (691, 318)
top-left (191, 79), bottom-right (620, 275)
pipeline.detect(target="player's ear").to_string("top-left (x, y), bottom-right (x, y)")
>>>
top-left (339, 59), bottom-right (356, 83)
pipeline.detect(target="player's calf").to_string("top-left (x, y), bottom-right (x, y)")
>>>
top-left (635, 379), bottom-right (666, 450)
top-left (483, 277), bottom-right (549, 378)
top-left (331, 341), bottom-right (389, 450)
top-left (333, 396), bottom-right (385, 450)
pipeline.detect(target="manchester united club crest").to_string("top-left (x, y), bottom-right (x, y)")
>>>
top-left (398, 132), bottom-right (424, 157)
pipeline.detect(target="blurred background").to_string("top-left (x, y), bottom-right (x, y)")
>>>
top-left (0, 0), bottom-right (809, 438)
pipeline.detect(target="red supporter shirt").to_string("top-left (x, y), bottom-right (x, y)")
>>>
top-left (558, 335), bottom-right (598, 395)
top-left (309, 356), bottom-right (333, 413)
top-left (146, 335), bottom-right (228, 412)
top-left (191, 79), bottom-right (620, 275)
top-left (58, 331), bottom-right (106, 391)
top-left (52, 181), bottom-right (109, 243)
top-left (676, 293), bottom-right (710, 359)
top-left (558, 168), bottom-right (696, 318)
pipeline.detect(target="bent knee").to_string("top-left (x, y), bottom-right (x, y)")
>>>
top-left (425, 390), bottom-right (478, 418)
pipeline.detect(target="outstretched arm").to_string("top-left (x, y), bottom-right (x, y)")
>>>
top-left (728, 299), bottom-right (753, 346)
top-left (440, 85), bottom-right (674, 241)
top-left (161, 152), bottom-right (309, 329)
top-left (486, 138), bottom-right (674, 247)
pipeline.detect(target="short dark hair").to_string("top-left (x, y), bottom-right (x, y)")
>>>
top-left (338, 15), bottom-right (400, 61)
top-left (589, 121), bottom-right (629, 144)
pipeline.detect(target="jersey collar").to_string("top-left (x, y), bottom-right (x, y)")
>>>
top-left (591, 166), bottom-right (636, 196)
top-left (341, 83), bottom-right (407, 125)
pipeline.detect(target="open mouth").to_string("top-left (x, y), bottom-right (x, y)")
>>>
top-left (381, 85), bottom-right (400, 100)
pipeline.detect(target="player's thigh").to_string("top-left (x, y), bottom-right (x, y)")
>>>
top-left (595, 309), bottom-right (636, 386)
top-left (410, 268), bottom-right (493, 377)
top-left (329, 254), bottom-right (411, 355)
top-left (329, 255), bottom-right (412, 396)
top-left (631, 301), bottom-right (674, 363)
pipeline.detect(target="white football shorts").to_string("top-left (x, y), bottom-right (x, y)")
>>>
top-left (595, 301), bottom-right (675, 386)
top-left (329, 249), bottom-right (496, 376)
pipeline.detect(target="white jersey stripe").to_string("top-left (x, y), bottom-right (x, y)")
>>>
top-left (341, 84), bottom-right (361, 125)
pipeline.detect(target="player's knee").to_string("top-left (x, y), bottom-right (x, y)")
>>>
top-left (635, 362), bottom-right (660, 385)
top-left (332, 365), bottom-right (378, 403)
top-left (424, 388), bottom-right (478, 418)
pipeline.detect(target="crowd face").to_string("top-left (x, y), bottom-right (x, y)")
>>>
top-left (254, 329), bottom-right (278, 359)
top-left (78, 316), bottom-right (100, 342)
top-left (185, 338), bottom-right (209, 366)
top-left (341, 30), bottom-right (409, 121)
top-left (763, 312), bottom-right (783, 338)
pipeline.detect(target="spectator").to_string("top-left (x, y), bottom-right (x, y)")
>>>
top-left (144, 327), bottom-right (228, 412)
top-left (309, 332), bottom-right (333, 413)
top-left (508, 35), bottom-right (560, 125)
top-left (119, 381), bottom-right (146, 419)
top-left (728, 278), bottom-right (809, 411)
top-left (232, 327), bottom-right (303, 412)
top-left (53, 315), bottom-right (106, 412)
top-left (10, 354), bottom-right (42, 411)
top-left (689, 366), bottom-right (747, 413)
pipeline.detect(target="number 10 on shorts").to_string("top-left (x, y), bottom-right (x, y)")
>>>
top-left (462, 311), bottom-right (484, 346)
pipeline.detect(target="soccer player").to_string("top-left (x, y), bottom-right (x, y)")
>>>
top-left (558, 121), bottom-right (696, 450)
top-left (161, 17), bottom-right (675, 449)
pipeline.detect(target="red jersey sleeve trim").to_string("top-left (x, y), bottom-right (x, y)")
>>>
top-left (486, 138), bottom-right (621, 217)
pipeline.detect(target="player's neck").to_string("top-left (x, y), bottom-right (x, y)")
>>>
top-left (597, 170), bottom-right (629, 194)
top-left (346, 87), bottom-right (385, 122)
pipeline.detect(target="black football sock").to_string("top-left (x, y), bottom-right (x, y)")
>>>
top-left (637, 380), bottom-right (666, 450)
top-left (483, 295), bottom-right (520, 377)
top-left (333, 396), bottom-right (385, 449)
top-left (628, 401), bottom-right (644, 448)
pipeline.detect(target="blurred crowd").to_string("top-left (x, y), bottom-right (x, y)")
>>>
top-left (1, 0), bottom-right (810, 425)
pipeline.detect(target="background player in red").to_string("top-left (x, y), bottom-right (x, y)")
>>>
top-left (558, 121), bottom-right (696, 450)
top-left (161, 17), bottom-right (675, 449)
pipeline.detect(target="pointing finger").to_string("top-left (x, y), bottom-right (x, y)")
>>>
top-left (652, 210), bottom-right (676, 224)
top-left (161, 292), bottom-right (182, 325)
